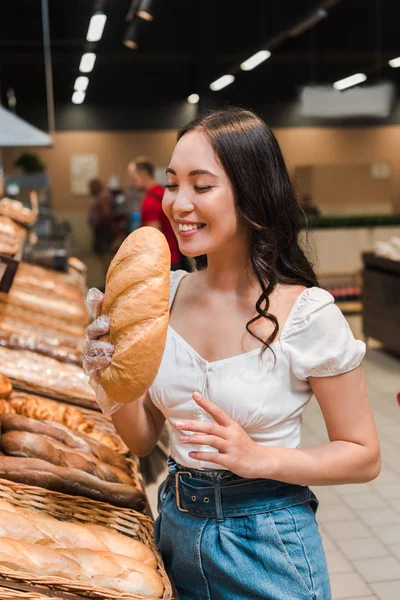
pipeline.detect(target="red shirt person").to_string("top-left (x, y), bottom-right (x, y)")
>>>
top-left (128, 158), bottom-right (180, 268)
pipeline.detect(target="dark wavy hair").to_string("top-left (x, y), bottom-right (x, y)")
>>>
top-left (177, 107), bottom-right (318, 353)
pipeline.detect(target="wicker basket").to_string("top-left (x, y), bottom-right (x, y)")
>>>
top-left (0, 584), bottom-right (64, 599)
top-left (0, 479), bottom-right (172, 600)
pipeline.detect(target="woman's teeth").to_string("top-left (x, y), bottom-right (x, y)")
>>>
top-left (178, 223), bottom-right (205, 232)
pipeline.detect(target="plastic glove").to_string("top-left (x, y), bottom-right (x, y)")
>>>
top-left (84, 288), bottom-right (123, 417)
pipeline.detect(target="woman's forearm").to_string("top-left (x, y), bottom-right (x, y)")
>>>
top-left (260, 441), bottom-right (381, 486)
top-left (111, 395), bottom-right (165, 457)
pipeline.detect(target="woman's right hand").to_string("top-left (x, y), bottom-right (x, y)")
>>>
top-left (83, 289), bottom-right (115, 377)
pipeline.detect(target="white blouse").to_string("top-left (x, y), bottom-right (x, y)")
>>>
top-left (148, 270), bottom-right (366, 470)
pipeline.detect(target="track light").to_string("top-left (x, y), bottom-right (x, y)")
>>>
top-left (137, 0), bottom-right (155, 21)
top-left (210, 75), bottom-right (235, 91)
top-left (240, 50), bottom-right (271, 71)
top-left (333, 73), bottom-right (367, 91)
top-left (87, 12), bottom-right (107, 42)
top-left (79, 53), bottom-right (96, 73)
top-left (72, 91), bottom-right (85, 105)
top-left (288, 9), bottom-right (327, 37)
top-left (188, 94), bottom-right (200, 104)
top-left (123, 18), bottom-right (145, 49)
top-left (74, 77), bottom-right (89, 92)
top-left (389, 56), bottom-right (400, 68)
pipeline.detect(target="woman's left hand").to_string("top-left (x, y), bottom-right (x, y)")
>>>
top-left (175, 392), bottom-right (273, 479)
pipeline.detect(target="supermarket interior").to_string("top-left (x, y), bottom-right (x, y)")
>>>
top-left (0, 1), bottom-right (400, 599)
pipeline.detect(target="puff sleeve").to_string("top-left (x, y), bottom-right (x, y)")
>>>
top-left (281, 288), bottom-right (366, 380)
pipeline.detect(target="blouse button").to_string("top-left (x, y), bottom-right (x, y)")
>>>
top-left (191, 495), bottom-right (197, 502)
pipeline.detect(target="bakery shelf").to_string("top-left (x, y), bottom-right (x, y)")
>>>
top-left (0, 479), bottom-right (172, 600)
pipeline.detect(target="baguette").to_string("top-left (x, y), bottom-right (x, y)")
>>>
top-left (0, 538), bottom-right (163, 597)
top-left (99, 227), bottom-right (170, 404)
top-left (0, 455), bottom-right (145, 510)
top-left (0, 430), bottom-right (132, 485)
top-left (0, 414), bottom-right (129, 473)
top-left (0, 499), bottom-right (157, 566)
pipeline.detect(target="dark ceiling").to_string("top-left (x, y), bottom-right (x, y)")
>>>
top-left (0, 0), bottom-right (400, 130)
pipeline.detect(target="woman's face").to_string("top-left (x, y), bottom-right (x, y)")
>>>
top-left (163, 130), bottom-right (246, 258)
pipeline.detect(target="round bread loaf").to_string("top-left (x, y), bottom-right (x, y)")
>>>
top-left (98, 227), bottom-right (170, 404)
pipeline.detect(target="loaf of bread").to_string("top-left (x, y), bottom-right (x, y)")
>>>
top-left (0, 498), bottom-right (156, 566)
top-left (0, 430), bottom-right (132, 485)
top-left (0, 287), bottom-right (87, 325)
top-left (0, 302), bottom-right (85, 337)
top-left (0, 347), bottom-right (95, 405)
top-left (0, 329), bottom-right (83, 365)
top-left (0, 538), bottom-right (163, 597)
top-left (0, 414), bottom-right (129, 473)
top-left (99, 227), bottom-right (170, 404)
top-left (0, 455), bottom-right (146, 510)
top-left (0, 392), bottom-right (123, 451)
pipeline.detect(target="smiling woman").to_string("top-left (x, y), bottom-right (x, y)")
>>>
top-left (84, 107), bottom-right (380, 600)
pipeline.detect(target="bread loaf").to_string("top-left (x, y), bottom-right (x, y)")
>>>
top-left (98, 227), bottom-right (170, 404)
top-left (0, 414), bottom-right (129, 473)
top-left (0, 455), bottom-right (146, 510)
top-left (0, 499), bottom-right (157, 566)
top-left (0, 430), bottom-right (132, 485)
top-left (0, 538), bottom-right (163, 597)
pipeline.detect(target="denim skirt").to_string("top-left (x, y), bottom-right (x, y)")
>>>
top-left (154, 459), bottom-right (331, 600)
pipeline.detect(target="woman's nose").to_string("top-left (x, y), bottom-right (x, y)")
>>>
top-left (172, 189), bottom-right (195, 214)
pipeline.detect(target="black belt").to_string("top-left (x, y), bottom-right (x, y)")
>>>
top-left (170, 470), bottom-right (316, 522)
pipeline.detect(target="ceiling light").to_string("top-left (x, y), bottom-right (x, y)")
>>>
top-left (389, 56), bottom-right (400, 68)
top-left (123, 18), bottom-right (143, 49)
top-left (79, 53), bottom-right (96, 73)
top-left (87, 13), bottom-right (107, 42)
top-left (240, 50), bottom-right (271, 71)
top-left (333, 73), bottom-right (367, 91)
top-left (137, 0), bottom-right (155, 21)
top-left (72, 91), bottom-right (86, 105)
top-left (188, 94), bottom-right (200, 104)
top-left (210, 74), bottom-right (235, 91)
top-left (288, 8), bottom-right (327, 37)
top-left (74, 76), bottom-right (89, 92)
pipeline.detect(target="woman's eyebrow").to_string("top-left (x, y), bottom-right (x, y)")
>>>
top-left (189, 169), bottom-right (217, 177)
top-left (165, 168), bottom-right (218, 177)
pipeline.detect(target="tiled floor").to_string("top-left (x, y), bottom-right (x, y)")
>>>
top-left (147, 317), bottom-right (400, 599)
top-left (307, 338), bottom-right (400, 600)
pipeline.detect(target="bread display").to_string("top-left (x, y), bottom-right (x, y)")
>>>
top-left (0, 391), bottom-right (124, 451)
top-left (14, 263), bottom-right (86, 305)
top-left (0, 302), bottom-right (85, 337)
top-left (0, 430), bottom-right (132, 485)
top-left (0, 414), bottom-right (129, 473)
top-left (0, 198), bottom-right (36, 226)
top-left (99, 227), bottom-right (170, 404)
top-left (0, 498), bottom-right (157, 565)
top-left (0, 537), bottom-right (163, 597)
top-left (0, 376), bottom-right (11, 400)
top-left (0, 347), bottom-right (95, 406)
top-left (0, 498), bottom-right (154, 562)
top-left (0, 287), bottom-right (87, 325)
top-left (0, 328), bottom-right (84, 365)
top-left (0, 455), bottom-right (145, 510)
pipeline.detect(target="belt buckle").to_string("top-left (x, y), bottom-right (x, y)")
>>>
top-left (175, 471), bottom-right (192, 513)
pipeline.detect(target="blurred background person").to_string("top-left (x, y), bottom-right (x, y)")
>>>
top-left (127, 157), bottom-right (181, 270)
top-left (88, 178), bottom-right (114, 283)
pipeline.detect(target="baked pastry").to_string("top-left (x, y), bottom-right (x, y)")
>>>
top-left (99, 227), bottom-right (170, 404)
top-left (0, 538), bottom-right (163, 597)
top-left (0, 375), bottom-right (12, 399)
